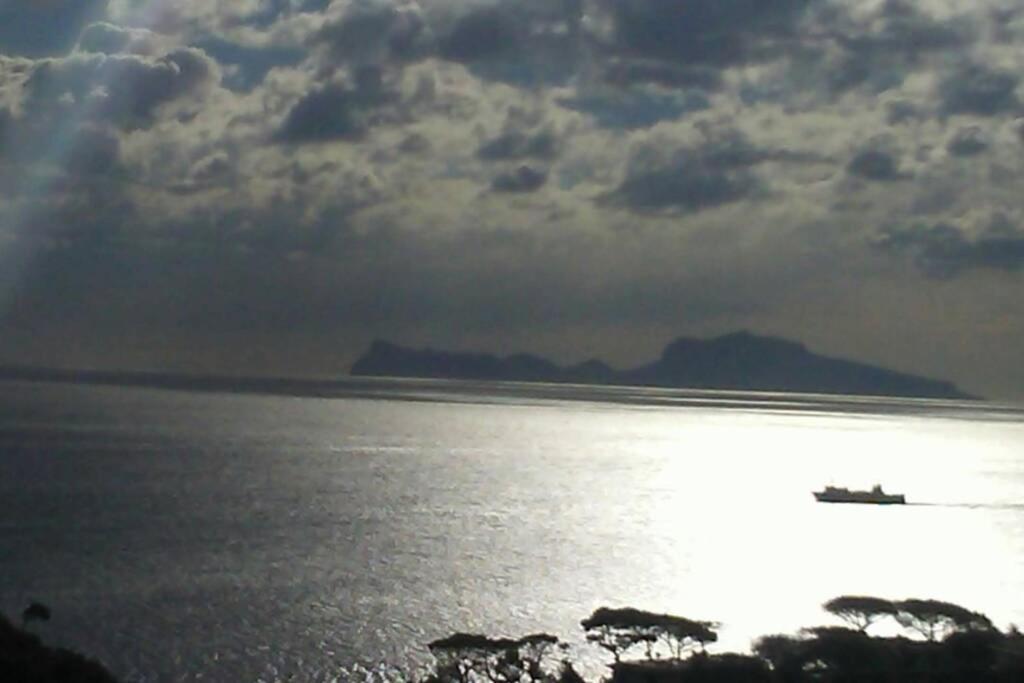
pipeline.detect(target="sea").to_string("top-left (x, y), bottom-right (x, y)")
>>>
top-left (1, 378), bottom-right (1022, 682)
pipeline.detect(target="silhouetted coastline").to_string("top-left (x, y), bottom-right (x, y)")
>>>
top-left (0, 613), bottom-right (117, 683)
top-left (351, 332), bottom-right (973, 400)
top-left (6, 596), bottom-right (1022, 682)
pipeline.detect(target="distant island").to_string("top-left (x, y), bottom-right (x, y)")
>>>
top-left (350, 332), bottom-right (973, 400)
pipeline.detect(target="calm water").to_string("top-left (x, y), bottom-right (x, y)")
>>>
top-left (1, 379), bottom-right (1023, 682)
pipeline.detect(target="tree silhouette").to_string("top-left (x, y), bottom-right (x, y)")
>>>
top-left (822, 596), bottom-right (896, 632)
top-left (580, 607), bottom-right (717, 662)
top-left (426, 632), bottom-right (560, 683)
top-left (21, 602), bottom-right (51, 627)
top-left (895, 598), bottom-right (993, 641)
top-left (752, 633), bottom-right (805, 675)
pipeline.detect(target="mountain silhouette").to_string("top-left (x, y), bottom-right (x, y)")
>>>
top-left (350, 333), bottom-right (972, 399)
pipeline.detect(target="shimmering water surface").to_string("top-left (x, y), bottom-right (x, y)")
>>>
top-left (1, 378), bottom-right (1022, 682)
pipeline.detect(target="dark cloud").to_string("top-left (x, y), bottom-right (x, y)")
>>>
top-left (491, 165), bottom-right (548, 193)
top-left (602, 60), bottom-right (724, 90)
top-left (601, 133), bottom-right (765, 214)
top-left (939, 63), bottom-right (1020, 117)
top-left (886, 100), bottom-right (925, 126)
top-left (23, 48), bottom-right (218, 130)
top-left (846, 148), bottom-right (909, 182)
top-left (478, 129), bottom-right (559, 162)
top-left (437, 0), bottom-right (583, 85)
top-left (601, 125), bottom-right (826, 214)
top-left (20, 173), bottom-right (136, 249)
top-left (0, 106), bottom-right (10, 153)
top-left (318, 2), bottom-right (431, 65)
top-left (397, 132), bottom-right (430, 155)
top-left (559, 87), bottom-right (710, 129)
top-left (602, 163), bottom-right (757, 214)
top-left (879, 222), bottom-right (1024, 278)
top-left (946, 126), bottom-right (988, 157)
top-left (276, 86), bottom-right (368, 143)
top-left (602, 0), bottom-right (813, 67)
top-left (274, 68), bottom-right (398, 144)
top-left (828, 1), bottom-right (975, 93)
top-left (0, 0), bottom-right (107, 57)
top-left (870, 0), bottom-right (973, 52)
top-left (438, 6), bottom-right (526, 63)
top-left (66, 125), bottom-right (121, 176)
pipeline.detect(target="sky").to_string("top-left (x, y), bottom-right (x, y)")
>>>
top-left (0, 0), bottom-right (1023, 399)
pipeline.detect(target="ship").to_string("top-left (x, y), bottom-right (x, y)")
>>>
top-left (813, 484), bottom-right (906, 505)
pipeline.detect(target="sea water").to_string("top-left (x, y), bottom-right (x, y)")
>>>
top-left (1, 379), bottom-right (1022, 682)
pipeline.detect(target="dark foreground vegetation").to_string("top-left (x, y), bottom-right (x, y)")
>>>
top-left (418, 598), bottom-right (1024, 683)
top-left (0, 613), bottom-right (116, 683)
top-left (4, 596), bottom-right (1024, 682)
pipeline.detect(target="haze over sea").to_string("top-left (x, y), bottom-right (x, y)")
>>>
top-left (1, 378), bottom-right (1023, 683)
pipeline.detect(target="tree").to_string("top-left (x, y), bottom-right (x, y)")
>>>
top-left (580, 611), bottom-right (652, 663)
top-left (822, 596), bottom-right (897, 633)
top-left (895, 599), bottom-right (993, 641)
top-left (426, 632), bottom-right (561, 683)
top-left (580, 607), bottom-right (717, 662)
top-left (753, 634), bottom-right (806, 673)
top-left (515, 633), bottom-right (561, 683)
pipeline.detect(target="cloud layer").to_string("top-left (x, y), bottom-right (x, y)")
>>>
top-left (1, 0), bottom-right (1024, 397)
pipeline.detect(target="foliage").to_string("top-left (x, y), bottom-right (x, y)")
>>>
top-left (894, 598), bottom-right (994, 641)
top-left (752, 635), bottom-right (801, 669)
top-left (0, 614), bottom-right (119, 683)
top-left (610, 654), bottom-right (771, 683)
top-left (580, 607), bottom-right (717, 662)
top-left (555, 661), bottom-right (586, 683)
top-left (426, 632), bottom-right (561, 683)
top-left (822, 596), bottom-right (897, 632)
top-left (993, 627), bottom-right (1024, 683)
top-left (8, 596), bottom-right (1021, 683)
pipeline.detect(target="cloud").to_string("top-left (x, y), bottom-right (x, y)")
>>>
top-left (0, 106), bottom-right (10, 152)
top-left (602, 162), bottom-right (758, 214)
top-left (600, 0), bottom-right (814, 67)
top-left (478, 128), bottom-right (559, 162)
top-left (599, 123), bottom-right (830, 214)
top-left (5, 1), bottom-right (1024, 399)
top-left (879, 221), bottom-right (1024, 278)
top-left (825, 1), bottom-right (977, 93)
top-left (559, 85), bottom-right (710, 129)
top-left (600, 133), bottom-right (761, 214)
top-left (397, 131), bottom-right (430, 154)
top-left (939, 63), bottom-right (1020, 116)
top-left (436, 0), bottom-right (583, 85)
top-left (106, 0), bottom-right (271, 39)
top-left (885, 100), bottom-right (925, 125)
top-left (946, 126), bottom-right (988, 157)
top-left (0, 0), bottom-right (107, 57)
top-left (77, 21), bottom-right (160, 55)
top-left (438, 5), bottom-right (520, 63)
top-left (194, 36), bottom-right (305, 90)
top-left (65, 124), bottom-right (121, 176)
top-left (491, 165), bottom-right (547, 193)
top-left (275, 84), bottom-right (369, 143)
top-left (22, 47), bottom-right (219, 130)
top-left (601, 60), bottom-right (724, 90)
top-left (317, 1), bottom-right (431, 65)
top-left (273, 67), bottom-right (402, 144)
top-left (846, 148), bottom-right (909, 182)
